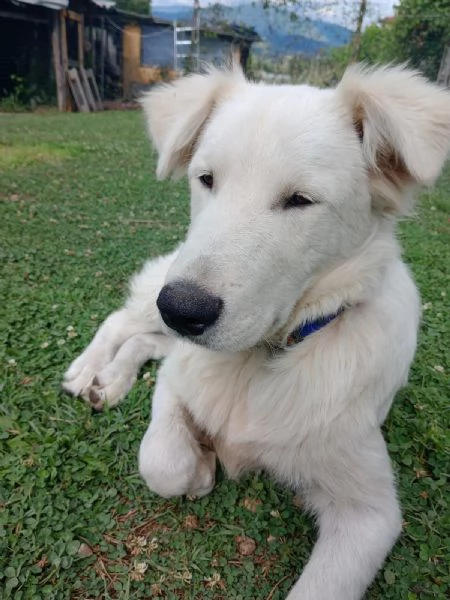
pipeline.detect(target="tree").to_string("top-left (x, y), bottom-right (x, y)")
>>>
top-left (390, 0), bottom-right (450, 79)
top-left (115, 0), bottom-right (150, 15)
top-left (350, 0), bottom-right (367, 62)
top-left (356, 22), bottom-right (396, 64)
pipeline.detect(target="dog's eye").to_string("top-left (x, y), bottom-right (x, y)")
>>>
top-left (199, 173), bottom-right (214, 189)
top-left (283, 192), bottom-right (315, 209)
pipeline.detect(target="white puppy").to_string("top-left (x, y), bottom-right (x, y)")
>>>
top-left (63, 64), bottom-right (450, 599)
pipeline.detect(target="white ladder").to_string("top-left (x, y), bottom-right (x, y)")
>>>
top-left (173, 20), bottom-right (200, 72)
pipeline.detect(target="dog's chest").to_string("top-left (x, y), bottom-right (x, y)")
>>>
top-left (166, 344), bottom-right (261, 437)
top-left (164, 341), bottom-right (350, 451)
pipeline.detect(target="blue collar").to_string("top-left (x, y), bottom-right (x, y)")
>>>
top-left (285, 307), bottom-right (345, 347)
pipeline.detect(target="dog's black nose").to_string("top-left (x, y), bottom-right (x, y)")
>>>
top-left (157, 281), bottom-right (223, 337)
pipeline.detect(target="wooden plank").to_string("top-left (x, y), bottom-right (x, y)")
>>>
top-left (51, 11), bottom-right (66, 112)
top-left (85, 69), bottom-right (103, 110)
top-left (80, 67), bottom-right (97, 111)
top-left (67, 68), bottom-right (90, 112)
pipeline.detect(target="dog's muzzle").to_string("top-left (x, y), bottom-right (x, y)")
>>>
top-left (157, 281), bottom-right (223, 337)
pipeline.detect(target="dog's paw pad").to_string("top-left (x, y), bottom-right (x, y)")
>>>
top-left (88, 386), bottom-right (106, 410)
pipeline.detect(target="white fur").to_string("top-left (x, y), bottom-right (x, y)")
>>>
top-left (64, 64), bottom-right (450, 598)
top-left (62, 249), bottom-right (179, 407)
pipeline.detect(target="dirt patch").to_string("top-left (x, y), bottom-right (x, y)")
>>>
top-left (103, 100), bottom-right (141, 111)
top-left (0, 143), bottom-right (73, 169)
top-left (0, 192), bottom-right (35, 202)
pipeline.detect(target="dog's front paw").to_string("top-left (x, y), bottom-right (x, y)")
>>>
top-left (139, 427), bottom-right (216, 499)
top-left (62, 363), bottom-right (96, 399)
top-left (62, 348), bottom-right (109, 403)
top-left (63, 366), bottom-right (137, 411)
top-left (82, 368), bottom-right (137, 410)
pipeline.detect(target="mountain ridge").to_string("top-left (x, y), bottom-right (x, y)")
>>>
top-left (152, 2), bottom-right (353, 56)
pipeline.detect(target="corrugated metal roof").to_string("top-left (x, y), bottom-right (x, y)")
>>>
top-left (15, 0), bottom-right (69, 9)
top-left (13, 0), bottom-right (116, 11)
top-left (92, 0), bottom-right (116, 8)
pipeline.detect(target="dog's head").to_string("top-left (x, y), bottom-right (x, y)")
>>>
top-left (142, 64), bottom-right (450, 352)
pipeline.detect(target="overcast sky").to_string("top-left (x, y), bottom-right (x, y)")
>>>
top-left (152, 0), bottom-right (397, 27)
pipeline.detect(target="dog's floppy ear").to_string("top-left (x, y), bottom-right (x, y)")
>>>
top-left (141, 65), bottom-right (245, 179)
top-left (338, 64), bottom-right (450, 214)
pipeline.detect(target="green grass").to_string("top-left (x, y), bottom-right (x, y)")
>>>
top-left (0, 110), bottom-right (449, 600)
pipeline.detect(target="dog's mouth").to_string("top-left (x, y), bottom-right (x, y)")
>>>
top-left (156, 278), bottom-right (300, 352)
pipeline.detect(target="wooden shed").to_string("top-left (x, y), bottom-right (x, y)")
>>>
top-left (115, 13), bottom-right (175, 99)
top-left (0, 0), bottom-right (67, 104)
top-left (113, 12), bottom-right (259, 99)
top-left (0, 0), bottom-right (259, 108)
top-left (0, 0), bottom-right (116, 110)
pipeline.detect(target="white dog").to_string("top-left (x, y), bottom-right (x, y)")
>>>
top-left (63, 64), bottom-right (450, 599)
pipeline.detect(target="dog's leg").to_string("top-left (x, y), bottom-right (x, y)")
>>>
top-left (139, 370), bottom-right (216, 498)
top-left (287, 429), bottom-right (401, 600)
top-left (83, 332), bottom-right (176, 410)
top-left (62, 308), bottom-right (148, 398)
top-left (62, 248), bottom-right (180, 403)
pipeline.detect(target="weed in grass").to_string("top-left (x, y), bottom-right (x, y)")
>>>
top-left (0, 111), bottom-right (449, 599)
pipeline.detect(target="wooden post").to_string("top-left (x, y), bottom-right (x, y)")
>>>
top-left (60, 10), bottom-right (71, 110)
top-left (78, 14), bottom-right (84, 68)
top-left (100, 16), bottom-right (106, 100)
top-left (51, 11), bottom-right (65, 111)
top-left (90, 14), bottom-right (96, 74)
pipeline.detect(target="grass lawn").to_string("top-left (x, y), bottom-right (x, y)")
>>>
top-left (0, 109), bottom-right (449, 600)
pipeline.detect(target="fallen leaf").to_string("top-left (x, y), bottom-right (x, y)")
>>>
top-left (184, 514), bottom-right (199, 530)
top-left (293, 494), bottom-right (304, 508)
top-left (36, 556), bottom-right (49, 568)
top-left (77, 543), bottom-right (93, 557)
top-left (236, 535), bottom-right (256, 556)
top-left (243, 497), bottom-right (262, 512)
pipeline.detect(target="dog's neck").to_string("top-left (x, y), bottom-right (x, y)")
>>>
top-left (284, 307), bottom-right (346, 347)
top-left (272, 222), bottom-right (400, 348)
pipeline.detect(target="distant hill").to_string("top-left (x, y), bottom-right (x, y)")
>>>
top-left (153, 4), bottom-right (193, 23)
top-left (152, 2), bottom-right (352, 56)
